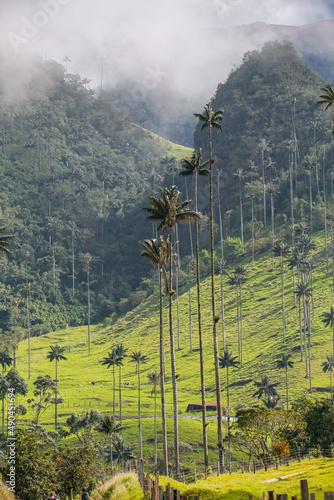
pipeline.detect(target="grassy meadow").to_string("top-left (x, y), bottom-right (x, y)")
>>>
top-left (12, 227), bottom-right (334, 471)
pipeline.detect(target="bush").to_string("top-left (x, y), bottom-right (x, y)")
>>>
top-left (223, 237), bottom-right (244, 262)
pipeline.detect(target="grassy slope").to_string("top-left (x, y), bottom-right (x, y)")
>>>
top-left (131, 123), bottom-right (193, 160)
top-left (93, 459), bottom-right (334, 500)
top-left (14, 228), bottom-right (334, 470)
top-left (0, 481), bottom-right (15, 500)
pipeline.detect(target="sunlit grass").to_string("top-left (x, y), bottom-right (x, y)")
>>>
top-left (13, 228), bottom-right (334, 471)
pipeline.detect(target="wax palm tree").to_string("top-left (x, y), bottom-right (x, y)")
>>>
top-left (275, 354), bottom-right (294, 409)
top-left (140, 236), bottom-right (169, 474)
top-left (0, 351), bottom-right (13, 433)
top-left (219, 349), bottom-right (239, 435)
top-left (322, 355), bottom-right (334, 401)
top-left (217, 258), bottom-right (228, 349)
top-left (148, 371), bottom-right (160, 471)
top-left (228, 266), bottom-right (247, 365)
top-left (184, 255), bottom-right (195, 353)
top-left (101, 349), bottom-right (119, 416)
top-left (130, 351), bottom-right (149, 458)
top-left (317, 85), bottom-right (334, 134)
top-left (143, 186), bottom-right (200, 479)
top-left (321, 307), bottom-right (334, 357)
top-left (46, 345), bottom-right (67, 436)
top-left (253, 375), bottom-right (279, 406)
top-left (180, 150), bottom-right (210, 474)
top-left (219, 348), bottom-right (239, 473)
top-left (112, 435), bottom-right (135, 468)
top-left (273, 242), bottom-right (290, 344)
top-left (114, 344), bottom-right (127, 428)
top-left (9, 297), bottom-right (20, 368)
top-left (258, 139), bottom-right (270, 227)
top-left (98, 415), bottom-right (123, 468)
top-left (83, 253), bottom-right (92, 355)
top-left (295, 282), bottom-right (312, 388)
top-left (194, 102), bottom-right (225, 471)
top-left (233, 168), bottom-right (245, 243)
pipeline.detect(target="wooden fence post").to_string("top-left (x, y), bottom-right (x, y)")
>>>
top-left (262, 492), bottom-right (267, 500)
top-left (268, 490), bottom-right (275, 500)
top-left (324, 493), bottom-right (334, 500)
top-left (310, 493), bottom-right (315, 500)
top-left (165, 483), bottom-right (171, 500)
top-left (158, 485), bottom-right (163, 500)
top-left (281, 495), bottom-right (288, 500)
top-left (276, 494), bottom-right (282, 500)
top-left (300, 479), bottom-right (309, 500)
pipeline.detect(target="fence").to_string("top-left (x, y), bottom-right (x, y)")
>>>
top-left (125, 455), bottom-right (200, 500)
top-left (248, 479), bottom-right (334, 500)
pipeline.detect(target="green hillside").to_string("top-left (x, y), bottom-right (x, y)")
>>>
top-left (12, 225), bottom-right (334, 471)
top-left (94, 459), bottom-right (334, 500)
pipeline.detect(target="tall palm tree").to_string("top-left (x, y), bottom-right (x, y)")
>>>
top-left (46, 345), bottom-right (67, 436)
top-left (9, 298), bottom-right (20, 368)
top-left (194, 102), bottom-right (225, 470)
top-left (228, 266), bottom-right (247, 365)
top-left (130, 351), bottom-right (149, 458)
top-left (258, 139), bottom-right (270, 227)
top-left (83, 253), bottom-right (92, 355)
top-left (233, 168), bottom-right (245, 243)
top-left (317, 85), bottom-right (334, 133)
top-left (101, 349), bottom-right (119, 417)
top-left (180, 149), bottom-right (211, 473)
top-left (253, 375), bottom-right (279, 406)
top-left (275, 354), bottom-right (294, 410)
top-left (0, 351), bottom-right (13, 433)
top-left (140, 236), bottom-right (169, 475)
top-left (219, 349), bottom-right (239, 436)
top-left (295, 282), bottom-right (312, 388)
top-left (217, 258), bottom-right (228, 349)
top-left (98, 415), bottom-right (123, 469)
top-left (322, 355), bottom-right (334, 401)
top-left (148, 371), bottom-right (160, 471)
top-left (273, 242), bottom-right (290, 344)
top-left (114, 344), bottom-right (127, 429)
top-left (184, 255), bottom-right (195, 353)
top-left (144, 186), bottom-right (200, 479)
top-left (321, 307), bottom-right (334, 357)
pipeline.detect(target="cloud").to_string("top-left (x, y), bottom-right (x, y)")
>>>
top-left (0, 0), bottom-right (333, 108)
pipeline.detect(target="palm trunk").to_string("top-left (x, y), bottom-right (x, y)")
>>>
top-left (159, 268), bottom-right (168, 476)
top-left (323, 158), bottom-right (329, 276)
top-left (169, 233), bottom-right (180, 479)
top-left (154, 384), bottom-right (158, 471)
top-left (307, 302), bottom-right (312, 391)
top-left (289, 152), bottom-right (296, 307)
top-left (330, 370), bottom-right (333, 402)
top-left (185, 177), bottom-right (194, 258)
top-left (262, 152), bottom-right (266, 227)
top-left (195, 172), bottom-right (209, 476)
top-left (236, 287), bottom-right (240, 363)
top-left (87, 262), bottom-right (91, 355)
top-left (110, 433), bottom-right (113, 469)
top-left (281, 256), bottom-right (286, 344)
top-left (302, 298), bottom-right (309, 378)
top-left (138, 363), bottom-right (142, 458)
top-left (285, 366), bottom-right (289, 410)
top-left (27, 282), bottom-right (31, 379)
top-left (113, 365), bottom-right (116, 417)
top-left (218, 178), bottom-right (225, 347)
top-left (240, 287), bottom-right (243, 366)
top-left (55, 360), bottom-right (58, 435)
top-left (309, 170), bottom-right (313, 230)
top-left (251, 197), bottom-right (255, 263)
top-left (2, 366), bottom-right (4, 434)
top-left (227, 367), bottom-right (231, 474)
top-left (72, 230), bottom-right (75, 297)
top-left (189, 273), bottom-right (192, 353)
top-left (271, 192), bottom-right (275, 269)
top-left (239, 179), bottom-right (244, 243)
top-left (119, 365), bottom-right (122, 427)
top-left (208, 126), bottom-right (224, 472)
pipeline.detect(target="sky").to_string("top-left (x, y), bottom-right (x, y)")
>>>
top-left (0, 0), bottom-right (333, 105)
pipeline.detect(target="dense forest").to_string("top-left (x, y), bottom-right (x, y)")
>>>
top-left (0, 41), bottom-right (332, 343)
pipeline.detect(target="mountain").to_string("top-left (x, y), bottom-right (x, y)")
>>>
top-left (221, 19), bottom-right (334, 82)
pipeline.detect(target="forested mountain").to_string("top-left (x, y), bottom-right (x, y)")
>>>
top-left (0, 60), bottom-right (180, 334)
top-left (0, 41), bottom-right (331, 342)
top-left (194, 41), bottom-right (331, 237)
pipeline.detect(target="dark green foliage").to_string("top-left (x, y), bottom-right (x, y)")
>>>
top-left (0, 430), bottom-right (55, 500)
top-left (194, 41), bottom-right (330, 234)
top-left (292, 400), bottom-right (334, 453)
top-left (54, 443), bottom-right (102, 497)
top-left (0, 59), bottom-right (173, 334)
